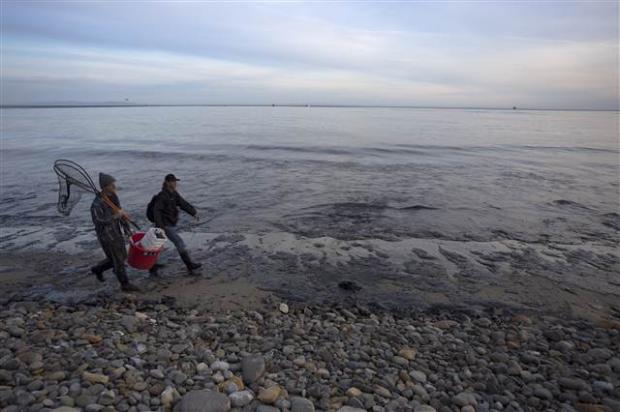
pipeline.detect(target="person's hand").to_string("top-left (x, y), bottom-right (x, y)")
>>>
top-left (115, 209), bottom-right (129, 220)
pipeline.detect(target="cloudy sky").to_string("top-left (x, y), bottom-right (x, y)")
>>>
top-left (1, 1), bottom-right (618, 109)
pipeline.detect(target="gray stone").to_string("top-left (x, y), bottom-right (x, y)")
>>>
top-left (0, 369), bottom-right (12, 384)
top-left (588, 348), bottom-right (613, 361)
top-left (593, 380), bottom-right (614, 393)
top-left (558, 377), bottom-right (589, 391)
top-left (171, 371), bottom-right (187, 385)
top-left (337, 407), bottom-right (367, 412)
top-left (374, 386), bottom-right (391, 398)
top-left (414, 406), bottom-right (436, 412)
top-left (210, 361), bottom-right (230, 371)
top-left (99, 390), bottom-right (115, 406)
top-left (410, 370), bottom-right (427, 383)
top-left (59, 396), bottom-right (75, 407)
top-left (290, 396), bottom-right (316, 412)
top-left (51, 408), bottom-right (81, 412)
top-left (412, 384), bottom-right (429, 401)
top-left (150, 369), bottom-right (165, 379)
top-left (75, 394), bottom-right (95, 408)
top-left (241, 355), bottom-right (265, 384)
top-left (120, 315), bottom-right (137, 333)
top-left (174, 390), bottom-right (231, 412)
top-left (229, 390), bottom-right (253, 407)
top-left (533, 387), bottom-right (553, 400)
top-left (256, 406), bottom-right (280, 412)
top-left (392, 356), bottom-right (409, 366)
top-left (453, 392), bottom-right (477, 407)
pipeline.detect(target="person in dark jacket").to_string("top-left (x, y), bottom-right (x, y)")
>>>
top-left (150, 174), bottom-right (201, 275)
top-left (90, 173), bottom-right (140, 292)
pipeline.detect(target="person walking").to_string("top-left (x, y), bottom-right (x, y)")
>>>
top-left (90, 173), bottom-right (140, 292)
top-left (148, 174), bottom-right (202, 275)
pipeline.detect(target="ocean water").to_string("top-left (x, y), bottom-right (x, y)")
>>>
top-left (1, 106), bottom-right (619, 305)
top-left (1, 106), bottom-right (618, 242)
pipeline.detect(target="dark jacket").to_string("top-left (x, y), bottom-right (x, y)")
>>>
top-left (90, 193), bottom-right (130, 243)
top-left (153, 189), bottom-right (196, 228)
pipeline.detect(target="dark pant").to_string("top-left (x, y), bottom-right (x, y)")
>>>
top-left (164, 226), bottom-right (187, 255)
top-left (94, 235), bottom-right (129, 285)
top-left (151, 226), bottom-right (190, 271)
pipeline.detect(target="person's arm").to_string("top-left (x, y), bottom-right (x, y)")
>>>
top-left (91, 200), bottom-right (119, 226)
top-left (175, 192), bottom-right (197, 217)
top-left (121, 220), bottom-right (132, 237)
top-left (153, 195), bottom-right (166, 229)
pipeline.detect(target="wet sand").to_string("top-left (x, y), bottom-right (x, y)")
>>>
top-left (1, 229), bottom-right (619, 324)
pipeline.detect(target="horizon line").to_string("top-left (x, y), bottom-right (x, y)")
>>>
top-left (1, 103), bottom-right (618, 112)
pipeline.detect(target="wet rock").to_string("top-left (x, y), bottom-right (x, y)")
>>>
top-left (338, 281), bottom-right (362, 292)
top-left (392, 356), bottom-right (409, 366)
top-left (47, 371), bottom-right (66, 381)
top-left (398, 347), bottom-right (417, 361)
top-left (82, 372), bottom-right (109, 385)
top-left (241, 354), bottom-right (265, 384)
top-left (410, 370), bottom-right (427, 383)
top-left (374, 385), bottom-right (391, 398)
top-left (86, 335), bottom-right (102, 344)
top-left (150, 369), bottom-right (165, 379)
top-left (161, 386), bottom-right (180, 410)
top-left (257, 385), bottom-right (282, 404)
top-left (229, 390), bottom-right (253, 407)
top-left (435, 320), bottom-right (458, 329)
top-left (453, 392), bottom-right (477, 407)
top-left (98, 390), bottom-right (115, 406)
top-left (290, 396), bottom-right (315, 412)
top-left (587, 348), bottom-right (613, 362)
top-left (211, 361), bottom-right (230, 371)
top-left (574, 404), bottom-right (612, 412)
top-left (558, 377), bottom-right (589, 391)
top-left (256, 406), bottom-right (280, 412)
top-left (534, 387), bottom-right (553, 400)
top-left (75, 394), bottom-right (95, 408)
top-left (174, 389), bottom-right (230, 412)
top-left (414, 406), bottom-right (436, 412)
top-left (120, 315), bottom-right (137, 333)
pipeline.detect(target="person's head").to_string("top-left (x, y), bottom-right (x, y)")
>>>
top-left (99, 173), bottom-right (116, 195)
top-left (164, 173), bottom-right (180, 191)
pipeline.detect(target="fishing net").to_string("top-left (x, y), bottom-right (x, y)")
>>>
top-left (53, 159), bottom-right (98, 216)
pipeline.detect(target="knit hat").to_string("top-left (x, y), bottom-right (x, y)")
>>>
top-left (99, 173), bottom-right (116, 189)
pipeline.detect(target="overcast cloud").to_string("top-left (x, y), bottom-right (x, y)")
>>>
top-left (1, 1), bottom-right (618, 109)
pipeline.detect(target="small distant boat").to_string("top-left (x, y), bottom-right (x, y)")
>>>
top-left (512, 106), bottom-right (517, 110)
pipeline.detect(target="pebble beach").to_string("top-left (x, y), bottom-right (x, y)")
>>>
top-left (1, 293), bottom-right (619, 412)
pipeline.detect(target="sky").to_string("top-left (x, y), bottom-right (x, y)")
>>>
top-left (1, 1), bottom-right (618, 109)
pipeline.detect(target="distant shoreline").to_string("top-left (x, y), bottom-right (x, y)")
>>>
top-left (1, 103), bottom-right (617, 112)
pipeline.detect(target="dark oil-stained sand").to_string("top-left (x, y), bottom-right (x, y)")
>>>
top-left (1, 229), bottom-right (618, 325)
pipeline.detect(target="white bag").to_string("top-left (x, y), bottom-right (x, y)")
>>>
top-left (138, 228), bottom-right (167, 251)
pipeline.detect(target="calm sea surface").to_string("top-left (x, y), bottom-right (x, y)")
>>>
top-left (1, 106), bottom-right (618, 246)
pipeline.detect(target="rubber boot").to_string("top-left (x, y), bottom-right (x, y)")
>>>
top-left (91, 261), bottom-right (112, 282)
top-left (180, 251), bottom-right (202, 273)
top-left (116, 268), bottom-right (140, 292)
top-left (149, 263), bottom-right (165, 277)
top-left (121, 282), bottom-right (140, 292)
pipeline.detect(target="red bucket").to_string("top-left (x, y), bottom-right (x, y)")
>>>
top-left (127, 232), bottom-right (163, 270)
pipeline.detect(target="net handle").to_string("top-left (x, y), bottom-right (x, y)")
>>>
top-left (100, 193), bottom-right (141, 231)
